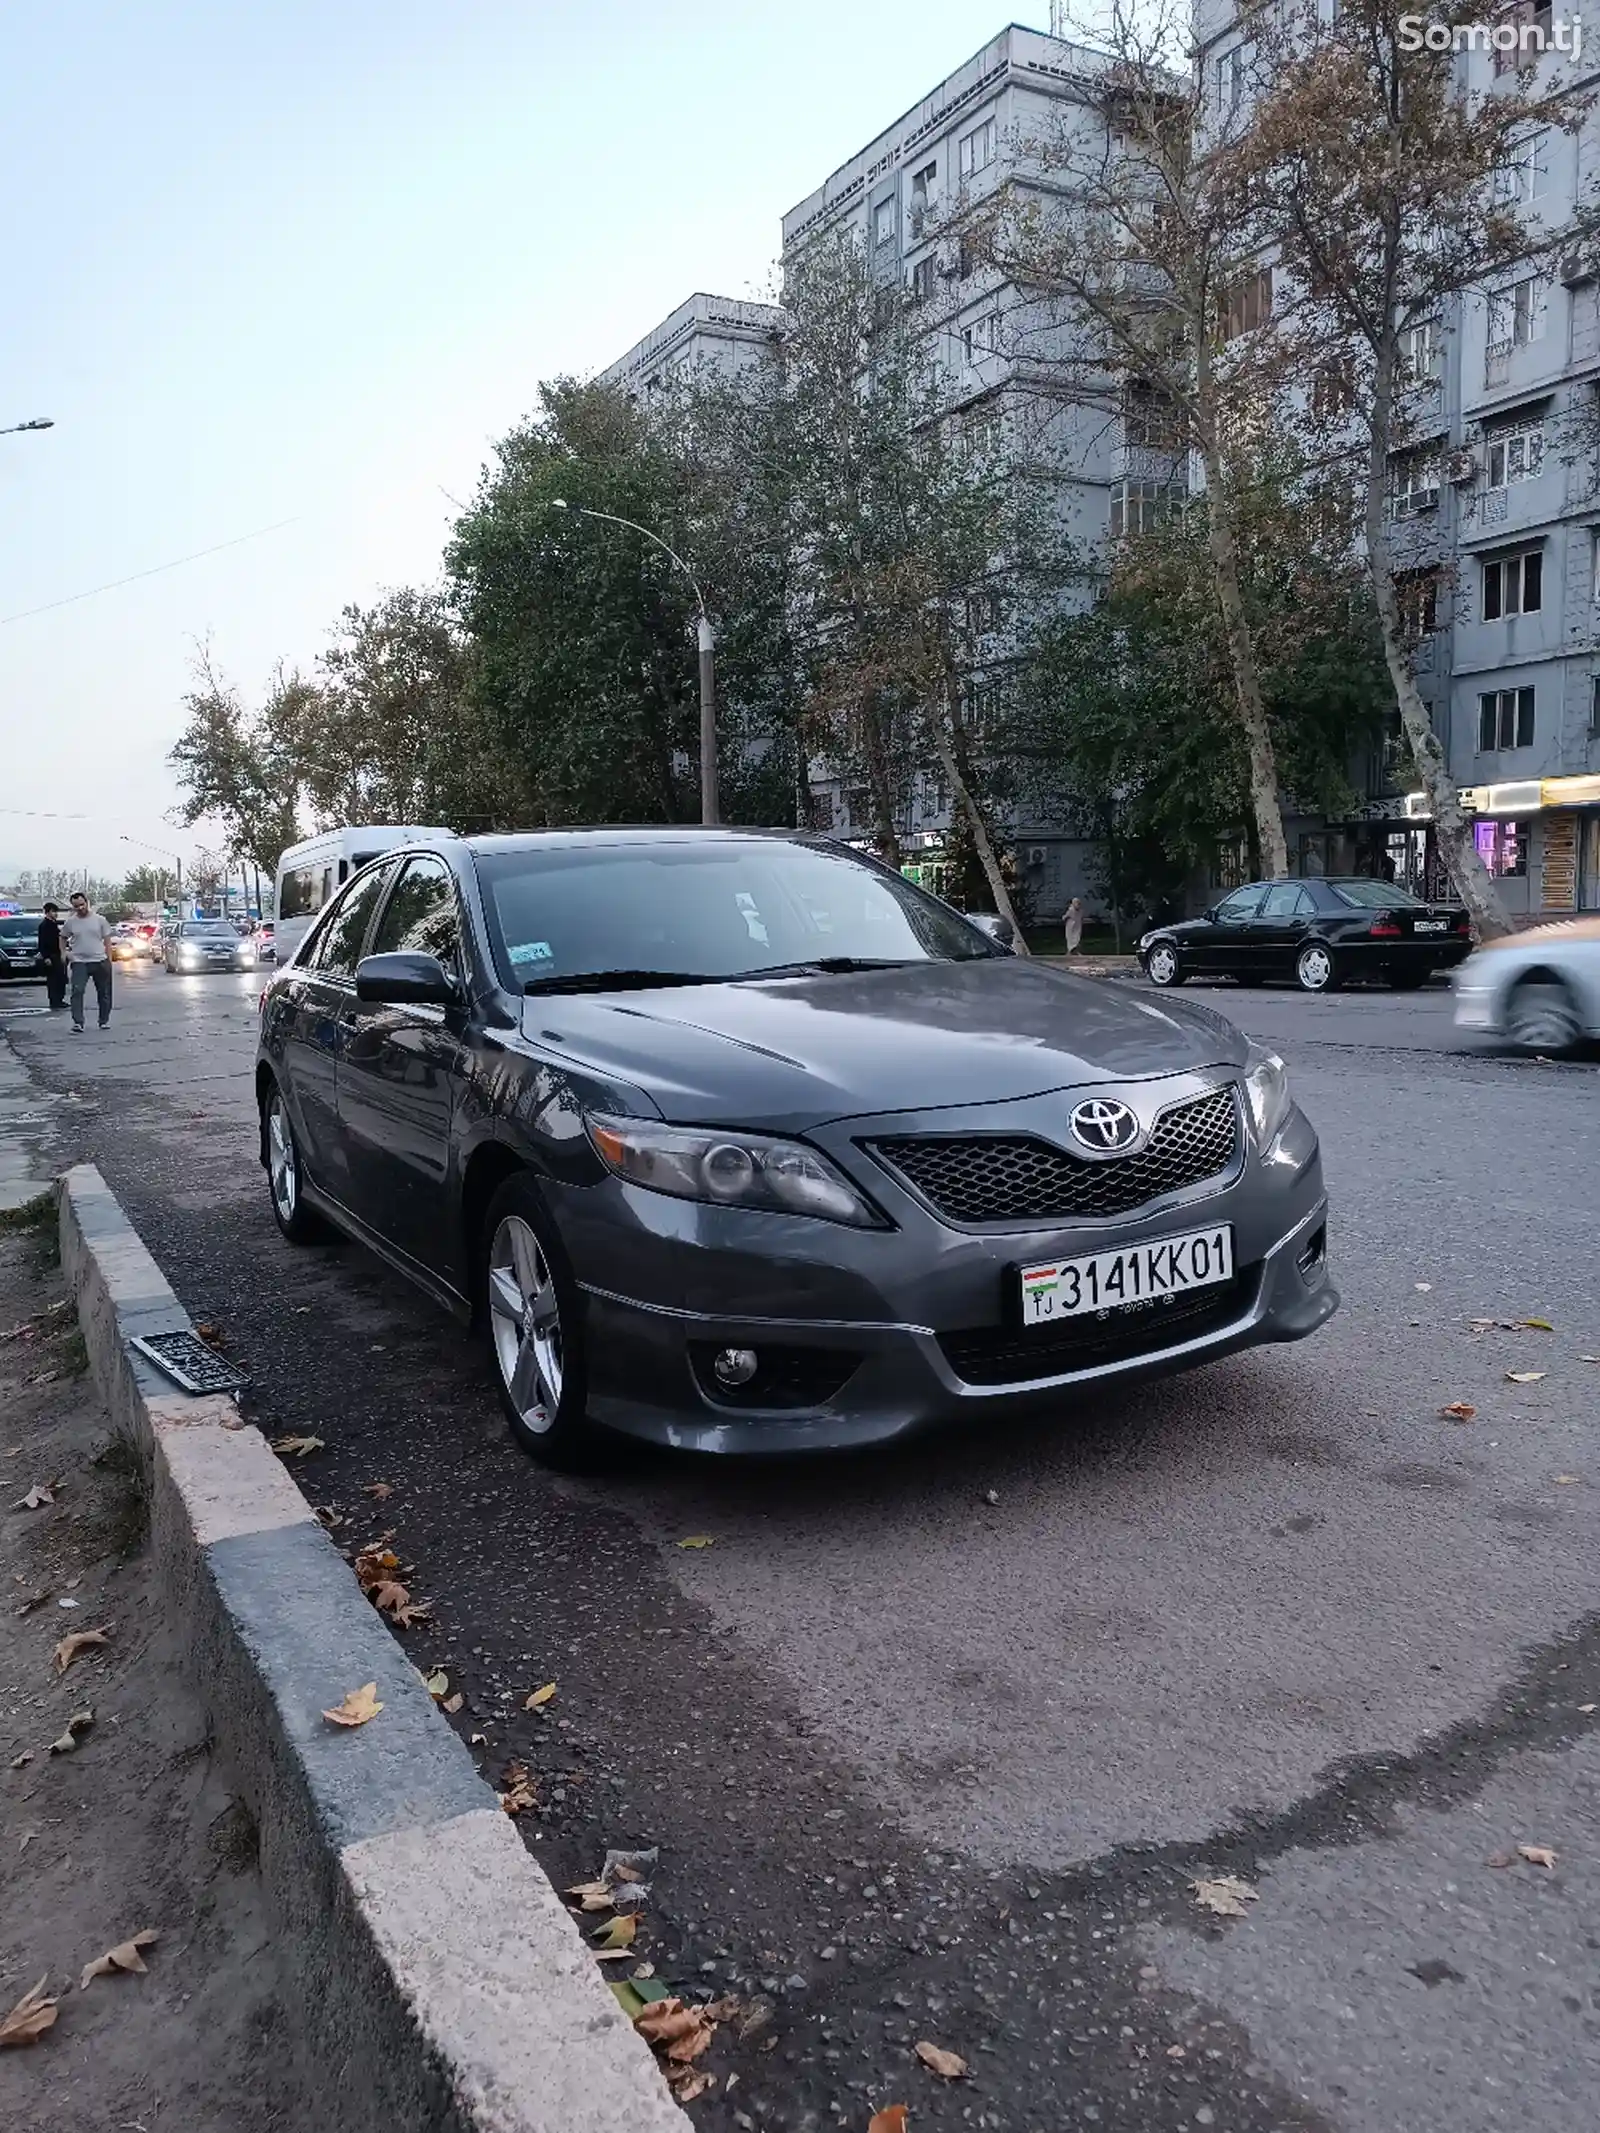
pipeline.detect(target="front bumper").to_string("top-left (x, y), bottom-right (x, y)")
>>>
top-left (552, 1081), bottom-right (1336, 1455)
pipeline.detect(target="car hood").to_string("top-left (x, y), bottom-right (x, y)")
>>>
top-left (519, 960), bottom-right (1246, 1130)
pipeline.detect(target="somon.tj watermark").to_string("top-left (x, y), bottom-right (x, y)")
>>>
top-left (1398, 10), bottom-right (1583, 58)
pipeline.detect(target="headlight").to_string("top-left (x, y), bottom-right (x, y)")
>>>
top-left (586, 1112), bottom-right (885, 1228)
top-left (1242, 1044), bottom-right (1291, 1147)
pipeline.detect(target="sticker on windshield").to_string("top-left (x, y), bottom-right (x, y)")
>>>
top-left (507, 939), bottom-right (553, 965)
top-left (734, 891), bottom-right (769, 945)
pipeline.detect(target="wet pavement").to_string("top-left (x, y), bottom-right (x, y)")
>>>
top-left (3, 960), bottom-right (1598, 2132)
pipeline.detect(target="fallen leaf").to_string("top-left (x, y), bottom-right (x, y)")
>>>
top-left (312, 1505), bottom-right (345, 1530)
top-left (194, 1322), bottom-right (226, 1348)
top-left (593, 1913), bottom-right (637, 1950)
top-left (11, 1750), bottom-right (34, 1769)
top-left (1518, 1317), bottom-right (1554, 1331)
top-left (53, 1626), bottom-right (111, 1674)
top-left (914, 2040), bottom-right (969, 2080)
top-left (1580, 1355), bottom-right (1600, 1364)
top-left (869, 2110), bottom-right (910, 2133)
top-left (79, 1929), bottom-right (159, 1990)
top-left (322, 1683), bottom-right (383, 1728)
top-left (1414, 1281), bottom-right (1432, 1292)
top-left (1438, 1402), bottom-right (1476, 1421)
top-left (49, 1709), bottom-right (94, 1753)
top-left (669, 2069), bottom-right (713, 2103)
top-left (524, 1683), bottom-right (557, 1710)
top-left (1191, 1872), bottom-right (1258, 1918)
top-left (391, 1599), bottom-right (432, 1630)
top-left (442, 1692), bottom-right (464, 1714)
top-left (567, 1878), bottom-right (614, 1912)
top-left (1516, 1843), bottom-right (1557, 1869)
top-left (677, 1535), bottom-right (715, 1550)
top-left (354, 1546), bottom-right (402, 1592)
top-left (1579, 1703), bottom-right (1597, 1714)
top-left (14, 1482), bottom-right (55, 1510)
top-left (636, 1996), bottom-right (714, 2060)
top-left (499, 1761), bottom-right (538, 1815)
top-left (423, 1669), bottom-right (449, 1700)
top-left (370, 1579), bottom-right (413, 1615)
top-left (1506, 1371), bottom-right (1545, 1384)
top-left (270, 1434), bottom-right (324, 1459)
top-left (360, 1481), bottom-right (394, 1500)
top-left (609, 1979), bottom-right (648, 2020)
top-left (0, 1975), bottom-right (57, 2046)
top-left (1556, 1475), bottom-right (1582, 1486)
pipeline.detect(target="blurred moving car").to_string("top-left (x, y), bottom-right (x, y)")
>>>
top-left (245, 919), bottom-right (277, 966)
top-left (1139, 877), bottom-right (1471, 993)
top-left (0, 913), bottom-right (48, 983)
top-left (164, 918), bottom-right (255, 974)
top-left (1453, 917), bottom-right (1600, 1053)
top-left (109, 922), bottom-right (153, 963)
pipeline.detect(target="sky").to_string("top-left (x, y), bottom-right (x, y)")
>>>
top-left (0, 0), bottom-right (1058, 884)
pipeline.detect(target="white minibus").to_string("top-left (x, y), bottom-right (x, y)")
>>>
top-left (272, 826), bottom-right (449, 967)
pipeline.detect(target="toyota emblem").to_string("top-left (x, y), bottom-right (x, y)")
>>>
top-left (1069, 1097), bottom-right (1140, 1154)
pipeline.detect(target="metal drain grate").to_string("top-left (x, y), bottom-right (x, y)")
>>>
top-left (130, 1330), bottom-right (248, 1395)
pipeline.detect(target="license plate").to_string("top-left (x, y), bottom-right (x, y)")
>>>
top-left (1019, 1224), bottom-right (1234, 1326)
top-left (1414, 919), bottom-right (1448, 934)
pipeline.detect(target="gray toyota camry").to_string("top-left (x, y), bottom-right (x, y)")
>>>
top-left (255, 829), bottom-right (1336, 1464)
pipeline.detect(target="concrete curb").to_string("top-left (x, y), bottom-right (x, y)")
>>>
top-left (57, 1161), bottom-right (689, 2133)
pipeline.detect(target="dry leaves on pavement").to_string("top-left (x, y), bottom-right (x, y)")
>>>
top-left (13, 1481), bottom-right (56, 1510)
top-left (592, 1913), bottom-right (637, 1954)
top-left (1506, 1371), bottom-right (1546, 1384)
top-left (322, 1683), bottom-right (383, 1728)
top-left (361, 1480), bottom-right (394, 1500)
top-left (1519, 1317), bottom-right (1554, 1331)
top-left (0, 1976), bottom-right (58, 2047)
top-left (499, 1761), bottom-right (538, 1816)
top-left (1517, 1843), bottom-right (1558, 1869)
top-left (868, 2110), bottom-right (910, 2133)
top-left (423, 1669), bottom-right (449, 1699)
top-left (52, 1626), bottom-right (111, 1674)
top-left (1191, 1873), bottom-right (1258, 1918)
top-left (48, 1709), bottom-right (94, 1754)
top-left (524, 1682), bottom-right (557, 1710)
top-left (80, 1930), bottom-right (159, 1991)
top-left (676, 1535), bottom-right (715, 1550)
top-left (1438, 1402), bottom-right (1477, 1421)
top-left (914, 2040), bottom-right (970, 2080)
top-left (269, 1434), bottom-right (324, 1459)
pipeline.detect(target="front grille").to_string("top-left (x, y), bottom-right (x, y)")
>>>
top-left (939, 1267), bottom-right (1258, 1386)
top-left (873, 1086), bottom-right (1240, 1226)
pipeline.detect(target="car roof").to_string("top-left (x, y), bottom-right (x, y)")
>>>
top-left (459, 826), bottom-right (829, 857)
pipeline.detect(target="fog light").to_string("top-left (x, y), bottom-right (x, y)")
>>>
top-left (712, 1347), bottom-right (759, 1387)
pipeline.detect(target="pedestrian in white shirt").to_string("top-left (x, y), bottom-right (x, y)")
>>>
top-left (62, 891), bottom-right (114, 1032)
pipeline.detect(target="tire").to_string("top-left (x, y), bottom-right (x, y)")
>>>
top-left (263, 1081), bottom-right (333, 1244)
top-left (1505, 976), bottom-right (1582, 1056)
top-left (1145, 941), bottom-right (1185, 987)
top-left (1384, 968), bottom-right (1430, 991)
top-left (1295, 942), bottom-right (1339, 993)
top-left (480, 1172), bottom-right (597, 1470)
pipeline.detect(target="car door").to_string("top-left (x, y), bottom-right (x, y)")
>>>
top-left (1188, 885), bottom-right (1267, 974)
top-left (1248, 882), bottom-right (1315, 978)
top-left (275, 863), bottom-right (398, 1209)
top-left (336, 854), bottom-right (469, 1281)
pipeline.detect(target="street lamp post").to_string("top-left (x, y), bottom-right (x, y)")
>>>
top-left (550, 499), bottom-right (719, 825)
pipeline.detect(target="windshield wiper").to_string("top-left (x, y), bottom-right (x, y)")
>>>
top-left (522, 968), bottom-right (724, 996)
top-left (728, 956), bottom-right (924, 981)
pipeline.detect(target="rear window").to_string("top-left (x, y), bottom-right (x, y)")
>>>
top-left (1326, 879), bottom-right (1429, 910)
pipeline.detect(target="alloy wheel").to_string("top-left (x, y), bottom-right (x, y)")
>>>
top-left (267, 1092), bottom-right (297, 1222)
top-left (488, 1215), bottom-right (564, 1435)
top-left (1296, 944), bottom-right (1334, 992)
top-left (1147, 943), bottom-right (1179, 986)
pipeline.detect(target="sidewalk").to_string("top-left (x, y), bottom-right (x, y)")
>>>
top-left (0, 1200), bottom-right (308, 2132)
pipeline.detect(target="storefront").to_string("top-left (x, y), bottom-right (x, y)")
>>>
top-left (1401, 776), bottom-right (1600, 917)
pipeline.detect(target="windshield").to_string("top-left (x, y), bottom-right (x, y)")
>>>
top-left (0, 918), bottom-right (38, 939)
top-left (474, 840), bottom-right (996, 990)
top-left (185, 921), bottom-right (237, 938)
top-left (1327, 879), bottom-right (1430, 910)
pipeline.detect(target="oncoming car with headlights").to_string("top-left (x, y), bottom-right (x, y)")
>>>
top-left (254, 830), bottom-right (1336, 1465)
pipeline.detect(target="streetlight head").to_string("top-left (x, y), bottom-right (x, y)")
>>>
top-left (19, 418), bottom-right (53, 432)
top-left (550, 497), bottom-right (568, 510)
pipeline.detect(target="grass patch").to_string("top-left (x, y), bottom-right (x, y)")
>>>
top-left (0, 1188), bottom-right (55, 1233)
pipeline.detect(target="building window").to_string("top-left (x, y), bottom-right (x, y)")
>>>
top-left (1485, 276), bottom-right (1548, 377)
top-left (1481, 546), bottom-right (1543, 618)
top-left (1478, 684), bottom-right (1536, 750)
top-left (1110, 477), bottom-right (1187, 537)
top-left (966, 587), bottom-right (1004, 637)
top-left (1396, 568), bottom-right (1440, 642)
top-left (1493, 129), bottom-right (1548, 203)
top-left (1494, 0), bottom-right (1554, 73)
top-left (907, 254), bottom-right (937, 305)
top-left (873, 197), bottom-right (896, 247)
top-left (1483, 416), bottom-right (1545, 488)
top-left (1591, 675), bottom-right (1600, 734)
top-left (909, 160), bottom-right (937, 235)
top-left (1391, 450), bottom-right (1441, 517)
top-left (963, 679), bottom-right (1002, 733)
top-left (1400, 318), bottom-right (1442, 382)
top-left (961, 313), bottom-right (1001, 363)
top-left (1221, 266), bottom-right (1272, 341)
top-left (1123, 380), bottom-right (1187, 449)
top-left (959, 118), bottom-right (996, 179)
top-left (1214, 42), bottom-right (1253, 113)
top-left (1473, 819), bottom-right (1529, 876)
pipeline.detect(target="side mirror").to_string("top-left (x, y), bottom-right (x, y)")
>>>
top-left (355, 951), bottom-right (458, 1006)
top-left (967, 913), bottom-right (1015, 950)
top-left (1204, 906), bottom-right (1220, 923)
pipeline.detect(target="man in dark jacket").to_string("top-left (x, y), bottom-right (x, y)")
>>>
top-left (37, 902), bottom-right (66, 1012)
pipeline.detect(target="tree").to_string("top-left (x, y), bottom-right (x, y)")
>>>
top-left (978, 0), bottom-right (1297, 878)
top-left (168, 648), bottom-right (303, 877)
top-left (121, 865), bottom-right (168, 903)
top-left (1234, 0), bottom-right (1598, 934)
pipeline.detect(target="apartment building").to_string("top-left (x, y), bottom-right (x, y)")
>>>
top-left (1198, 0), bottom-right (1600, 916)
top-left (600, 292), bottom-right (785, 400)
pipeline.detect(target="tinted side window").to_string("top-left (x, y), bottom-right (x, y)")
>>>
top-left (1259, 883), bottom-right (1309, 918)
top-left (278, 864), bottom-right (323, 921)
top-left (310, 866), bottom-right (395, 980)
top-left (1216, 887), bottom-right (1264, 921)
top-left (371, 857), bottom-right (461, 968)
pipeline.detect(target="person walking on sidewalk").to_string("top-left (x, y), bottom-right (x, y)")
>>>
top-left (1061, 896), bottom-right (1085, 958)
top-left (62, 891), bottom-right (114, 1032)
top-left (37, 901), bottom-right (67, 1012)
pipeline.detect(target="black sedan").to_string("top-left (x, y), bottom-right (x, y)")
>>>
top-left (164, 918), bottom-right (254, 973)
top-left (0, 914), bottom-right (49, 983)
top-left (255, 830), bottom-right (1335, 1466)
top-left (1139, 877), bottom-right (1472, 993)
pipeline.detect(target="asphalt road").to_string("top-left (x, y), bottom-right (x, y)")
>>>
top-left (4, 960), bottom-right (1598, 2133)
